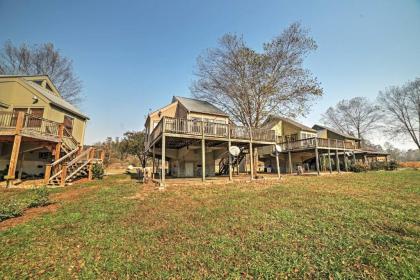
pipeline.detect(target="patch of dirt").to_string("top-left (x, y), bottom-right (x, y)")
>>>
top-left (0, 186), bottom-right (98, 231)
top-left (0, 203), bottom-right (59, 231)
top-left (126, 182), bottom-right (157, 200)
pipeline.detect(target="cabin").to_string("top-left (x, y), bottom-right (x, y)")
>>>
top-left (0, 75), bottom-right (103, 186)
top-left (145, 97), bottom-right (389, 186)
top-left (145, 96), bottom-right (277, 186)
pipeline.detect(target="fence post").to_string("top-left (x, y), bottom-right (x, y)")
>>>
top-left (88, 148), bottom-right (95, 181)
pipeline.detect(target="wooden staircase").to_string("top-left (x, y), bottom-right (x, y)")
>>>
top-left (45, 128), bottom-right (104, 186)
top-left (219, 147), bottom-right (247, 175)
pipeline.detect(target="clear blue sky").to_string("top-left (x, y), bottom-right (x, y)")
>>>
top-left (1, 0), bottom-right (419, 148)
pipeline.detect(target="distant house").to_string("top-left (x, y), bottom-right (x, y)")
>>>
top-left (0, 75), bottom-right (102, 186)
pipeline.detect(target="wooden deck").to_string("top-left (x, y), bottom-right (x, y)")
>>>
top-left (0, 111), bottom-right (60, 142)
top-left (147, 117), bottom-right (277, 149)
top-left (279, 137), bottom-right (359, 152)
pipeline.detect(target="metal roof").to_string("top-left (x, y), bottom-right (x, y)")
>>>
top-left (263, 115), bottom-right (317, 132)
top-left (312, 124), bottom-right (360, 140)
top-left (173, 96), bottom-right (228, 116)
top-left (24, 80), bottom-right (89, 119)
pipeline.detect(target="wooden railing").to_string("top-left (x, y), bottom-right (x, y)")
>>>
top-left (148, 117), bottom-right (276, 145)
top-left (0, 111), bottom-right (60, 140)
top-left (22, 113), bottom-right (60, 138)
top-left (280, 137), bottom-right (358, 151)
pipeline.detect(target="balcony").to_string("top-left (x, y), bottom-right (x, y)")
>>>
top-left (147, 117), bottom-right (276, 147)
top-left (280, 137), bottom-right (359, 151)
top-left (0, 111), bottom-right (61, 142)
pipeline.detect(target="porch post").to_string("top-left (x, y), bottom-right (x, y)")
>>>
top-left (344, 150), bottom-right (348, 172)
top-left (352, 152), bottom-right (356, 164)
top-left (201, 120), bottom-right (206, 182)
top-left (161, 134), bottom-right (166, 188)
top-left (288, 150), bottom-right (292, 174)
top-left (6, 111), bottom-right (25, 186)
top-left (152, 144), bottom-right (155, 180)
top-left (335, 149), bottom-right (341, 173)
top-left (228, 125), bottom-right (233, 181)
top-left (55, 123), bottom-right (64, 161)
top-left (249, 141), bottom-right (254, 180)
top-left (275, 147), bottom-right (281, 179)
top-left (315, 138), bottom-right (320, 175)
top-left (328, 148), bottom-right (332, 173)
top-left (364, 154), bottom-right (368, 164)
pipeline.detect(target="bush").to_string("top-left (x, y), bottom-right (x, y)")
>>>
top-left (386, 160), bottom-right (399, 171)
top-left (0, 201), bottom-right (24, 222)
top-left (27, 187), bottom-right (50, 208)
top-left (370, 161), bottom-right (386, 171)
top-left (92, 163), bottom-right (105, 179)
top-left (350, 163), bottom-right (368, 173)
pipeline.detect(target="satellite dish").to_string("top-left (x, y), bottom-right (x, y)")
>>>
top-left (229, 146), bottom-right (241, 157)
top-left (275, 144), bottom-right (282, 153)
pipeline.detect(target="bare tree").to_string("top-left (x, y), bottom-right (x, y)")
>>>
top-left (0, 41), bottom-right (82, 105)
top-left (321, 97), bottom-right (382, 139)
top-left (378, 78), bottom-right (420, 149)
top-left (191, 22), bottom-right (323, 128)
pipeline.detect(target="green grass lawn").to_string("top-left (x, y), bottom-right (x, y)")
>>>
top-left (0, 170), bottom-right (419, 279)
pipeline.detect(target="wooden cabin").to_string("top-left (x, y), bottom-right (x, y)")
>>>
top-left (0, 75), bottom-right (102, 186)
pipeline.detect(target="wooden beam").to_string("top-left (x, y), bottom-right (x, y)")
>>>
top-left (55, 124), bottom-right (64, 162)
top-left (228, 129), bottom-right (232, 181)
top-left (344, 150), bottom-right (348, 172)
top-left (60, 164), bottom-right (68, 187)
top-left (5, 112), bottom-right (25, 184)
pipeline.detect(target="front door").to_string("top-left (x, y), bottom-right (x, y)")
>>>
top-left (185, 162), bottom-right (194, 177)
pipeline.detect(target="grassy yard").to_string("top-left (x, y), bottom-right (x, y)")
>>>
top-left (0, 170), bottom-right (419, 279)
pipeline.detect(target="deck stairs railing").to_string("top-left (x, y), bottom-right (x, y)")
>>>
top-left (219, 147), bottom-right (247, 175)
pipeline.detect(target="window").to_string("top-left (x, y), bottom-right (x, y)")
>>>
top-left (64, 115), bottom-right (74, 135)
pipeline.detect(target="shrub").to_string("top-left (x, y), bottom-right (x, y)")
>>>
top-left (350, 163), bottom-right (368, 173)
top-left (386, 160), bottom-right (398, 171)
top-left (92, 163), bottom-right (105, 179)
top-left (370, 161), bottom-right (386, 171)
top-left (0, 201), bottom-right (24, 222)
top-left (27, 187), bottom-right (50, 208)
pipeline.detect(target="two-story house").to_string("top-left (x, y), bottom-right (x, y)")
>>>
top-left (0, 75), bottom-right (101, 186)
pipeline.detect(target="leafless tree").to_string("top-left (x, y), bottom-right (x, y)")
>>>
top-left (0, 41), bottom-right (82, 105)
top-left (191, 22), bottom-right (323, 128)
top-left (321, 97), bottom-right (381, 139)
top-left (378, 78), bottom-right (420, 149)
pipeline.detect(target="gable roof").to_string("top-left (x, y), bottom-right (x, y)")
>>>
top-left (172, 96), bottom-right (228, 117)
top-left (263, 115), bottom-right (316, 132)
top-left (23, 79), bottom-right (89, 120)
top-left (312, 124), bottom-right (360, 141)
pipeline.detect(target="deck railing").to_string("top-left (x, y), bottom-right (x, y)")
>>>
top-left (148, 117), bottom-right (276, 145)
top-left (0, 111), bottom-right (60, 140)
top-left (280, 137), bottom-right (358, 151)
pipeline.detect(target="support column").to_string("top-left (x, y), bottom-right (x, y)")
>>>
top-left (201, 120), bottom-right (206, 182)
top-left (275, 147), bottom-right (281, 179)
top-left (249, 142), bottom-right (254, 180)
top-left (55, 123), bottom-right (65, 162)
top-left (344, 150), bottom-right (348, 172)
top-left (228, 124), bottom-right (232, 181)
top-left (328, 148), bottom-right (332, 173)
top-left (201, 138), bottom-right (206, 182)
top-left (352, 152), bottom-right (356, 164)
top-left (315, 138), bottom-right (320, 175)
top-left (335, 149), bottom-right (341, 173)
top-left (288, 151), bottom-right (292, 174)
top-left (152, 144), bottom-right (155, 180)
top-left (6, 112), bottom-right (25, 186)
top-left (161, 134), bottom-right (166, 188)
